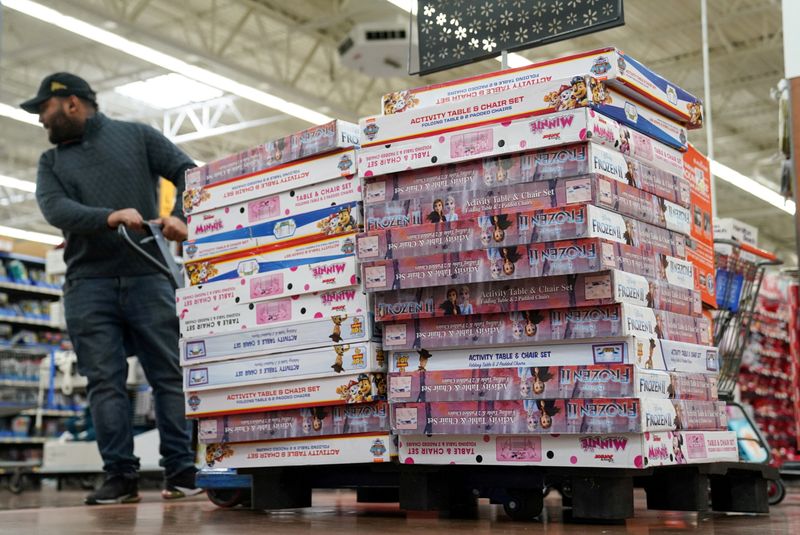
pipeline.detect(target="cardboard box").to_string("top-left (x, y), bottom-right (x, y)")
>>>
top-left (362, 238), bottom-right (694, 292)
top-left (388, 366), bottom-right (718, 403)
top-left (197, 401), bottom-right (389, 444)
top-left (388, 338), bottom-right (720, 375)
top-left (184, 342), bottom-right (385, 391)
top-left (202, 433), bottom-right (395, 469)
top-left (381, 304), bottom-right (710, 350)
top-left (183, 149), bottom-right (357, 216)
top-left (186, 176), bottom-right (362, 241)
top-left (184, 234), bottom-right (356, 286)
top-left (397, 431), bottom-right (739, 468)
top-left (683, 144), bottom-right (715, 307)
top-left (687, 237), bottom-right (717, 308)
top-left (178, 286), bottom-right (368, 338)
top-left (672, 399), bottom-right (728, 430)
top-left (184, 202), bottom-right (363, 263)
top-left (181, 313), bottom-right (378, 366)
top-left (186, 120), bottom-right (360, 189)
top-left (372, 270), bottom-right (701, 322)
top-left (360, 203), bottom-right (687, 259)
top-left (363, 77), bottom-right (688, 151)
top-left (381, 47), bottom-right (703, 128)
top-left (185, 371), bottom-right (388, 417)
top-left (358, 108), bottom-right (684, 179)
top-left (391, 398), bottom-right (725, 435)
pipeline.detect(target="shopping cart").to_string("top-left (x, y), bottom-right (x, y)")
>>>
top-left (117, 221), bottom-right (184, 289)
top-left (713, 238), bottom-right (785, 504)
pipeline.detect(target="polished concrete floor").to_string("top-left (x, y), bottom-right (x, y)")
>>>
top-left (0, 482), bottom-right (798, 534)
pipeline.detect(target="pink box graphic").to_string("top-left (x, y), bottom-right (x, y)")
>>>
top-left (373, 269), bottom-right (701, 322)
top-left (198, 401), bottom-right (389, 444)
top-left (672, 400), bottom-right (727, 430)
top-left (183, 149), bottom-right (357, 216)
top-left (357, 108), bottom-right (684, 179)
top-left (388, 366), bottom-right (718, 403)
top-left (388, 338), bottom-right (720, 375)
top-left (397, 431), bottom-right (739, 469)
top-left (187, 176), bottom-right (362, 241)
top-left (391, 398), bottom-right (684, 435)
top-left (362, 239), bottom-right (695, 293)
top-left (360, 203), bottom-right (687, 260)
top-left (185, 372), bottom-right (387, 417)
top-left (381, 47), bottom-right (703, 128)
top-left (178, 286), bottom-right (368, 338)
top-left (203, 434), bottom-right (395, 469)
top-left (186, 120), bottom-right (359, 189)
top-left (381, 304), bottom-right (711, 350)
top-left (364, 142), bottom-right (690, 210)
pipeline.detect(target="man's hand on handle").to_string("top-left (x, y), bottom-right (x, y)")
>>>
top-left (107, 208), bottom-right (144, 232)
top-left (151, 216), bottom-right (188, 242)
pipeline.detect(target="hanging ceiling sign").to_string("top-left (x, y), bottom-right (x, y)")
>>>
top-left (415, 0), bottom-right (625, 75)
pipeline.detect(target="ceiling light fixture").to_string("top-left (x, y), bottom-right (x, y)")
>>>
top-left (0, 102), bottom-right (40, 126)
top-left (115, 73), bottom-right (223, 109)
top-left (4, 0), bottom-right (332, 125)
top-left (0, 225), bottom-right (61, 245)
top-left (0, 174), bottom-right (36, 193)
top-left (710, 160), bottom-right (796, 215)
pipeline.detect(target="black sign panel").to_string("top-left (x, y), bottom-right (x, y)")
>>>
top-left (416, 0), bottom-right (624, 75)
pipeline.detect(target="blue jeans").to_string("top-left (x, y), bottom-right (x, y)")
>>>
top-left (64, 274), bottom-right (194, 479)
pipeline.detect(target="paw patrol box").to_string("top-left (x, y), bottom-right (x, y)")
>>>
top-left (360, 203), bottom-right (687, 259)
top-left (381, 304), bottom-right (710, 351)
top-left (388, 338), bottom-right (720, 375)
top-left (202, 433), bottom-right (395, 469)
top-left (186, 120), bottom-right (360, 189)
top-left (388, 365), bottom-right (718, 403)
top-left (179, 286), bottom-right (369, 339)
top-left (184, 233), bottom-right (356, 287)
top-left (381, 48), bottom-right (703, 129)
top-left (362, 238), bottom-right (695, 293)
top-left (397, 431), bottom-right (739, 469)
top-left (185, 371), bottom-right (387, 417)
top-left (187, 176), bottom-right (362, 242)
top-left (390, 398), bottom-right (699, 436)
top-left (183, 342), bottom-right (385, 391)
top-left (197, 401), bottom-right (390, 444)
top-left (181, 313), bottom-right (378, 366)
top-left (372, 269), bottom-right (701, 322)
top-left (183, 148), bottom-right (357, 216)
top-left (358, 108), bottom-right (684, 179)
top-left (363, 77), bottom-right (687, 151)
top-left (184, 202), bottom-right (363, 263)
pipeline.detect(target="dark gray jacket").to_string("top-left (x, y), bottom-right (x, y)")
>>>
top-left (36, 113), bottom-right (194, 278)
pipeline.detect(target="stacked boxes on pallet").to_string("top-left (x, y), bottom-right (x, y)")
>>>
top-left (179, 121), bottom-right (394, 469)
top-left (357, 49), bottom-right (739, 469)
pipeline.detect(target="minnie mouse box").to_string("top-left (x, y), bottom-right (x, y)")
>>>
top-left (381, 48), bottom-right (702, 129)
top-left (397, 431), bottom-right (738, 469)
top-left (388, 365), bottom-right (717, 403)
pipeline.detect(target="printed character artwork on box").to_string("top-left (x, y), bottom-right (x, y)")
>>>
top-left (417, 348), bottom-right (433, 371)
top-left (499, 246), bottom-right (524, 277)
top-left (330, 315), bottom-right (348, 342)
top-left (641, 338), bottom-right (658, 369)
top-left (183, 187), bottom-right (211, 214)
top-left (458, 285), bottom-right (474, 314)
top-left (484, 214), bottom-right (514, 244)
top-left (519, 366), bottom-right (556, 397)
top-left (444, 195), bottom-right (459, 221)
top-left (440, 288), bottom-right (462, 316)
top-left (205, 442), bottom-right (234, 467)
top-left (570, 76), bottom-right (590, 107)
top-left (251, 274), bottom-right (283, 299)
top-left (673, 433), bottom-right (686, 464)
top-left (618, 126), bottom-right (632, 155)
top-left (687, 102), bottom-right (703, 127)
top-left (624, 160), bottom-right (638, 188)
top-left (383, 89), bottom-right (419, 115)
top-left (589, 77), bottom-right (614, 106)
top-left (514, 310), bottom-right (545, 339)
top-left (186, 262), bottom-right (219, 286)
top-left (525, 399), bottom-right (562, 431)
top-left (331, 344), bottom-right (349, 373)
top-left (319, 206), bottom-right (357, 235)
top-left (302, 407), bottom-right (329, 433)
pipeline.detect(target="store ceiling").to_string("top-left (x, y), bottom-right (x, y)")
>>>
top-left (0, 0), bottom-right (794, 260)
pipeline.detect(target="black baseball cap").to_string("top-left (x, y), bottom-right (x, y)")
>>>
top-left (20, 72), bottom-right (97, 113)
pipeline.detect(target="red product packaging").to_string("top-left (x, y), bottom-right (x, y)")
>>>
top-left (683, 144), bottom-right (716, 307)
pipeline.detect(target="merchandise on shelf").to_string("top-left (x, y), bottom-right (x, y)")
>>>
top-left (197, 400), bottom-right (389, 444)
top-left (183, 148), bottom-right (357, 215)
top-left (381, 47), bottom-right (703, 128)
top-left (184, 234), bottom-right (356, 286)
top-left (391, 398), bottom-right (726, 436)
top-left (181, 313), bottom-right (379, 366)
top-left (186, 176), bottom-right (362, 241)
top-left (397, 430), bottom-right (739, 468)
top-left (387, 337), bottom-right (720, 375)
top-left (203, 433), bottom-right (395, 469)
top-left (362, 77), bottom-right (687, 151)
top-left (184, 342), bottom-right (385, 390)
top-left (388, 365), bottom-right (718, 403)
top-left (360, 203), bottom-right (687, 258)
top-left (179, 286), bottom-right (368, 338)
top-left (185, 371), bottom-right (387, 417)
top-left (682, 144), bottom-right (716, 307)
top-left (184, 202), bottom-right (363, 263)
top-left (186, 120), bottom-right (360, 189)
top-left (362, 239), bottom-right (695, 292)
top-left (372, 270), bottom-right (702, 322)
top-left (357, 108), bottom-right (683, 179)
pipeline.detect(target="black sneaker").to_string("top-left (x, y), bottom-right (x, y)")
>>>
top-left (162, 467), bottom-right (204, 499)
top-left (85, 474), bottom-right (141, 505)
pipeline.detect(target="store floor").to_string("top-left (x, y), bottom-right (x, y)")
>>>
top-left (1, 484), bottom-right (799, 535)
